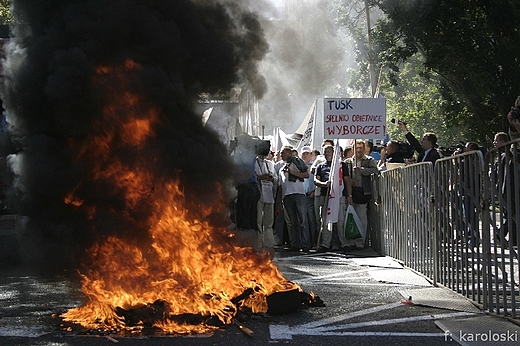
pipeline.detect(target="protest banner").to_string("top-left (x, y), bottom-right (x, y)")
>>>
top-left (323, 98), bottom-right (386, 139)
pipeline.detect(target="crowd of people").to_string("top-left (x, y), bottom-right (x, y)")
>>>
top-left (230, 98), bottom-right (520, 254)
top-left (231, 136), bottom-right (382, 254)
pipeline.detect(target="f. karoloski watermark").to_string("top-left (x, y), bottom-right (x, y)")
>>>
top-left (444, 329), bottom-right (518, 342)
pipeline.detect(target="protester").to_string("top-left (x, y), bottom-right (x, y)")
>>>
top-left (311, 139), bottom-right (334, 249)
top-left (460, 141), bottom-right (481, 246)
top-left (398, 122), bottom-right (440, 165)
top-left (314, 144), bottom-right (334, 252)
top-left (278, 145), bottom-right (310, 253)
top-left (365, 140), bottom-right (381, 161)
top-left (311, 139), bottom-right (334, 175)
top-left (507, 96), bottom-right (520, 144)
top-left (255, 150), bottom-right (277, 248)
top-left (273, 150), bottom-right (289, 248)
top-left (301, 145), bottom-right (318, 248)
top-left (495, 123), bottom-right (519, 247)
top-left (342, 140), bottom-right (378, 250)
top-left (233, 135), bottom-right (260, 232)
top-left (378, 140), bottom-right (405, 170)
top-left (493, 132), bottom-right (509, 148)
top-left (343, 146), bottom-right (354, 160)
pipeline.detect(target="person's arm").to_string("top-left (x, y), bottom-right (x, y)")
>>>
top-left (257, 173), bottom-right (274, 181)
top-left (399, 121), bottom-right (422, 154)
top-left (314, 165), bottom-right (327, 187)
top-left (314, 174), bottom-right (325, 187)
top-left (289, 168), bottom-right (309, 179)
top-left (254, 160), bottom-right (273, 182)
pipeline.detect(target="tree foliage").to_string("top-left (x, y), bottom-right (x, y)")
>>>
top-left (331, 0), bottom-right (520, 144)
top-left (371, 0), bottom-right (520, 143)
top-left (381, 56), bottom-right (472, 147)
top-left (0, 0), bottom-right (11, 25)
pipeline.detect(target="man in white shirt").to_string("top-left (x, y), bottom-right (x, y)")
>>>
top-left (279, 146), bottom-right (310, 253)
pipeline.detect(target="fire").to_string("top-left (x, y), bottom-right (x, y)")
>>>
top-left (60, 60), bottom-right (300, 334)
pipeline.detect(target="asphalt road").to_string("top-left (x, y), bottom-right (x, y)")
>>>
top-left (0, 248), bottom-right (469, 346)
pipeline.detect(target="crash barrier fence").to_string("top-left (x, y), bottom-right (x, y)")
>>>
top-left (370, 138), bottom-right (520, 320)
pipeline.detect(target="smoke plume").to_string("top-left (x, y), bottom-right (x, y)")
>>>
top-left (1, 0), bottom-right (268, 272)
top-left (258, 0), bottom-right (351, 132)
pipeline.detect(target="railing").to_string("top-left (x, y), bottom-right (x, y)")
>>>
top-left (375, 162), bottom-right (434, 279)
top-left (434, 151), bottom-right (484, 305)
top-left (482, 141), bottom-right (520, 318)
top-left (372, 139), bottom-right (520, 320)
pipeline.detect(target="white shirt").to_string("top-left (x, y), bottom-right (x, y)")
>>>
top-left (255, 158), bottom-right (276, 203)
top-left (279, 163), bottom-right (305, 197)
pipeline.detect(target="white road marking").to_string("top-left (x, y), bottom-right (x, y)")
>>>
top-left (308, 311), bottom-right (475, 333)
top-left (269, 302), bottom-right (476, 340)
top-left (270, 329), bottom-right (446, 338)
top-left (298, 302), bottom-right (402, 329)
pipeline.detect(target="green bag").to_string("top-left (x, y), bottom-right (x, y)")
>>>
top-left (344, 205), bottom-right (362, 239)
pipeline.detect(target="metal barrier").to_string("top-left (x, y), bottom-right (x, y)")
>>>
top-left (434, 151), bottom-right (484, 305)
top-left (482, 141), bottom-right (520, 319)
top-left (375, 162), bottom-right (434, 279)
top-left (373, 140), bottom-right (520, 321)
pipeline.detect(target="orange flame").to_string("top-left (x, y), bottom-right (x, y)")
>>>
top-left (60, 60), bottom-right (299, 334)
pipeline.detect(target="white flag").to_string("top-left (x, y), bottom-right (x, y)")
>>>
top-left (278, 128), bottom-right (291, 147)
top-left (325, 140), bottom-right (343, 225)
top-left (296, 100), bottom-right (317, 150)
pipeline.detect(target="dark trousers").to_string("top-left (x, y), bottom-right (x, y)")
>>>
top-left (306, 195), bottom-right (318, 247)
top-left (235, 183), bottom-right (260, 231)
top-left (283, 193), bottom-right (310, 249)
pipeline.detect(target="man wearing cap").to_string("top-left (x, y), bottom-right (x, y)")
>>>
top-left (301, 145), bottom-right (318, 248)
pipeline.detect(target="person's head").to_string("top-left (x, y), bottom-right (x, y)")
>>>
top-left (365, 140), bottom-right (374, 155)
top-left (312, 149), bottom-right (320, 159)
top-left (275, 150), bottom-right (282, 162)
top-left (386, 140), bottom-right (400, 154)
top-left (291, 149), bottom-right (299, 157)
top-left (281, 146), bottom-right (293, 161)
top-left (344, 146), bottom-right (353, 159)
top-left (354, 140), bottom-right (366, 159)
top-left (493, 132), bottom-right (509, 148)
top-left (323, 145), bottom-right (334, 162)
top-left (300, 145), bottom-right (313, 163)
top-left (464, 142), bottom-right (479, 152)
top-left (321, 139), bottom-right (334, 148)
top-left (421, 132), bottom-right (437, 150)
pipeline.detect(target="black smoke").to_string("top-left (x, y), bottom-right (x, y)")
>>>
top-left (1, 0), bottom-right (269, 272)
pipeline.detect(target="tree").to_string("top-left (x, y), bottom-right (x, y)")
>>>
top-left (331, 0), bottom-right (468, 146)
top-left (371, 0), bottom-right (520, 142)
top-left (0, 0), bottom-right (11, 25)
top-left (381, 56), bottom-right (472, 147)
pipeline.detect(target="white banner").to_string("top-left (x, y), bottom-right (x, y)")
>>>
top-left (296, 100), bottom-right (317, 150)
top-left (324, 98), bottom-right (386, 139)
top-left (325, 141), bottom-right (342, 225)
